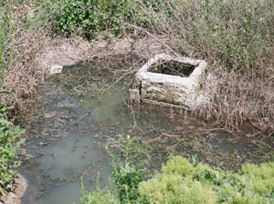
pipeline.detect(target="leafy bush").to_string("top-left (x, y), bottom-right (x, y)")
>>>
top-left (108, 134), bottom-right (148, 203)
top-left (50, 0), bottom-right (166, 39)
top-left (139, 156), bottom-right (274, 204)
top-left (239, 162), bottom-right (274, 200)
top-left (81, 163), bottom-right (146, 204)
top-left (139, 174), bottom-right (218, 204)
top-left (0, 108), bottom-right (24, 195)
top-left (112, 162), bottom-right (145, 203)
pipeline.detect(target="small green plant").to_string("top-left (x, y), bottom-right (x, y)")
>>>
top-left (111, 161), bottom-right (145, 203)
top-left (0, 117), bottom-right (24, 195)
top-left (0, 118), bottom-right (24, 195)
top-left (81, 134), bottom-right (149, 204)
top-left (107, 134), bottom-right (149, 203)
top-left (0, 91), bottom-right (24, 195)
top-left (80, 178), bottom-right (120, 204)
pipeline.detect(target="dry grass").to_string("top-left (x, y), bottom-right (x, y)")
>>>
top-left (197, 71), bottom-right (274, 135)
top-left (135, 0), bottom-right (274, 134)
top-left (0, 2), bottom-right (48, 116)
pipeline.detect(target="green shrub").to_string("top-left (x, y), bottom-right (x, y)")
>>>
top-left (139, 174), bottom-right (218, 204)
top-left (0, 110), bottom-right (24, 195)
top-left (81, 134), bottom-right (149, 204)
top-left (50, 0), bottom-right (166, 39)
top-left (108, 134), bottom-right (148, 203)
top-left (138, 156), bottom-right (274, 204)
top-left (161, 156), bottom-right (195, 176)
top-left (80, 162), bottom-right (146, 204)
top-left (139, 156), bottom-right (219, 204)
top-left (239, 162), bottom-right (274, 200)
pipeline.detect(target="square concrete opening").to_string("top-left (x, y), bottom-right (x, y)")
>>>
top-left (133, 54), bottom-right (208, 110)
top-left (148, 60), bottom-right (196, 77)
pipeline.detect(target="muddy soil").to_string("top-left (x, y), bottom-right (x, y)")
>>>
top-left (0, 174), bottom-right (27, 204)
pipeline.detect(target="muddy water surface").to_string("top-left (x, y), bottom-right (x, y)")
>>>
top-left (20, 60), bottom-right (273, 204)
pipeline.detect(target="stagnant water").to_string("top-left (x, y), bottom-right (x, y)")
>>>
top-left (20, 62), bottom-right (273, 204)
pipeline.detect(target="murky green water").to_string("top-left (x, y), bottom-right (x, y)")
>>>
top-left (20, 60), bottom-right (273, 204)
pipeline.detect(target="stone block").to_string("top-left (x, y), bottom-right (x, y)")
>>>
top-left (134, 54), bottom-right (208, 110)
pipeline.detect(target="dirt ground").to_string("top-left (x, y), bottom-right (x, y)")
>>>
top-left (0, 174), bottom-right (27, 204)
top-left (36, 35), bottom-right (170, 71)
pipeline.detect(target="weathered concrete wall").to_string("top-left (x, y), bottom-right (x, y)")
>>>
top-left (134, 54), bottom-right (208, 110)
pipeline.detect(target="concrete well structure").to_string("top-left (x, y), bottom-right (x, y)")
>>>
top-left (133, 54), bottom-right (208, 110)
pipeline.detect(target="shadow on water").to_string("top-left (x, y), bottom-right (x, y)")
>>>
top-left (20, 56), bottom-right (273, 204)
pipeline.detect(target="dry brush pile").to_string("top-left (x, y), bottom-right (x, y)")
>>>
top-left (0, 1), bottom-right (49, 117)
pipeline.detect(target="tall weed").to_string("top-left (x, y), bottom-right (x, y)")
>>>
top-left (167, 0), bottom-right (273, 71)
top-left (81, 134), bottom-right (149, 204)
top-left (0, 3), bottom-right (9, 84)
top-left (0, 1), bottom-right (26, 194)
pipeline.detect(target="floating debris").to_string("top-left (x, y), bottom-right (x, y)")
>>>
top-left (50, 65), bottom-right (63, 74)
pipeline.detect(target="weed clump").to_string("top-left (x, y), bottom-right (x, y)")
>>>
top-left (163, 0), bottom-right (273, 71)
top-left (0, 107), bottom-right (24, 195)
